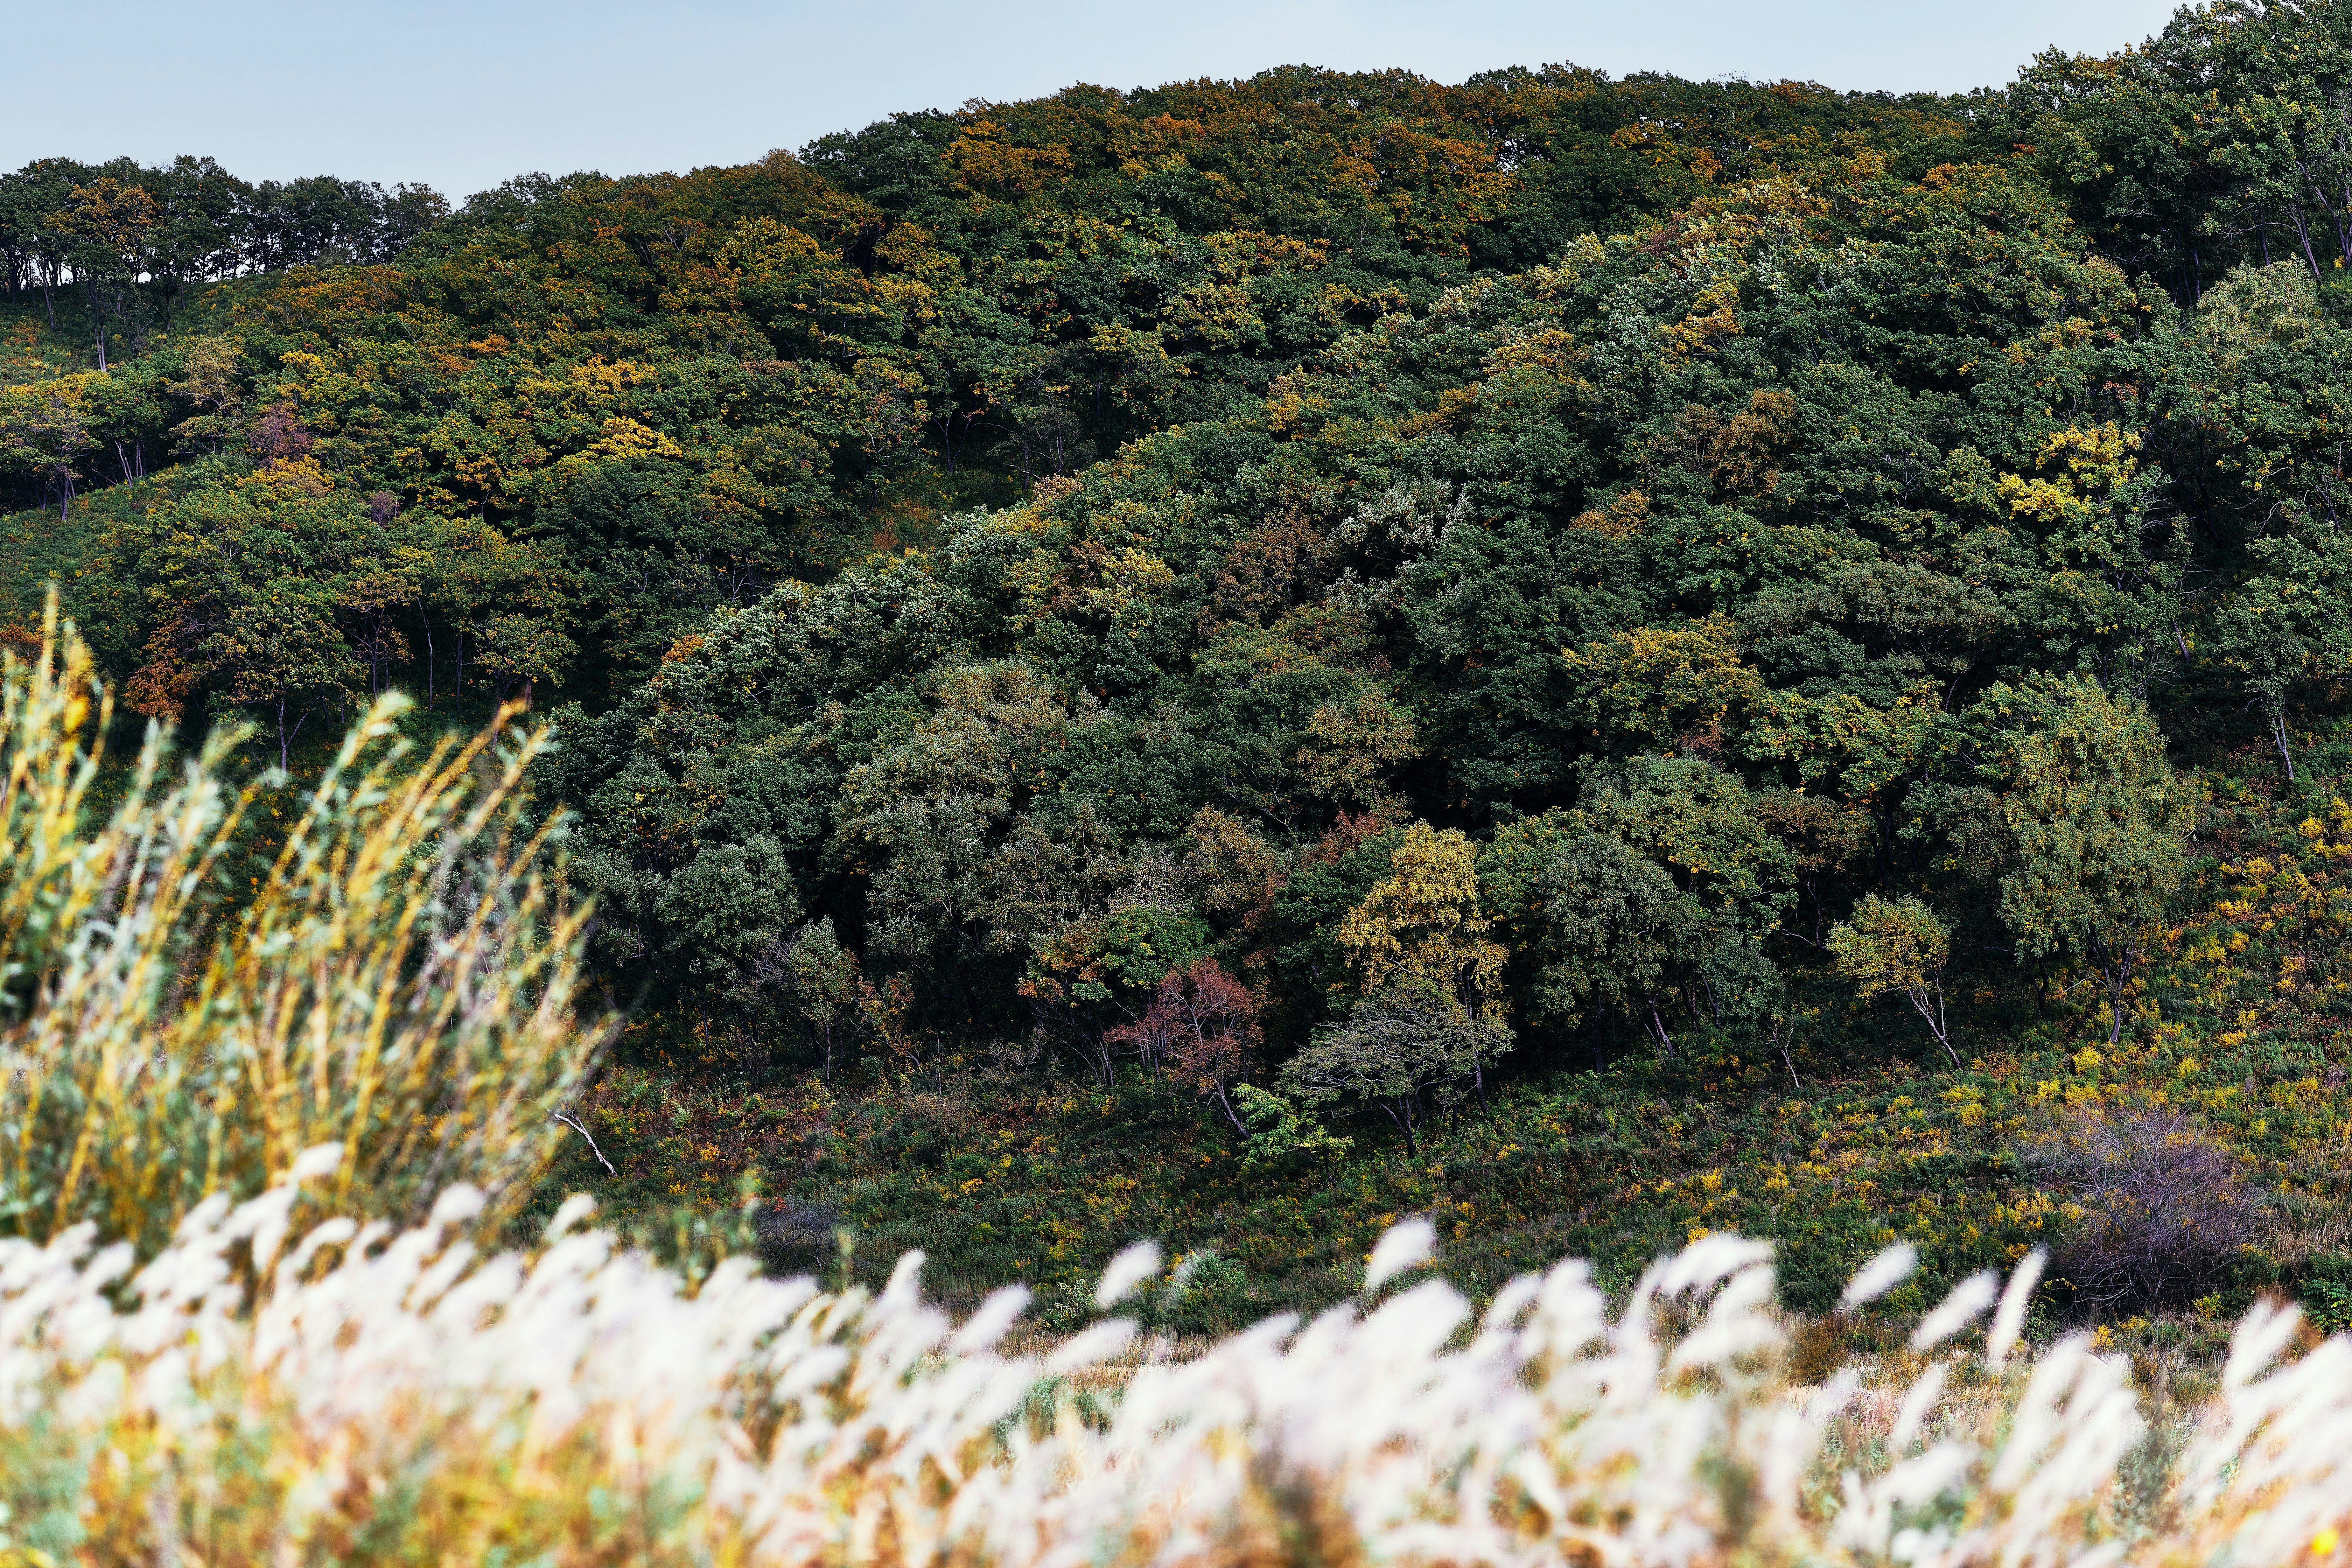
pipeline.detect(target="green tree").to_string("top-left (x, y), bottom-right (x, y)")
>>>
top-left (749, 917), bottom-right (868, 1079)
top-left (51, 173), bottom-right (158, 369)
top-left (117, 482), bottom-right (369, 766)
top-left (1276, 985), bottom-right (1513, 1156)
top-left (1510, 826), bottom-right (1694, 1051)
top-left (1578, 757), bottom-right (1794, 1050)
top-left (0, 379), bottom-right (97, 521)
top-left (223, 579), bottom-right (358, 772)
top-left (1979, 678), bottom-right (2196, 1045)
top-left (1828, 894), bottom-right (1958, 1066)
top-left (2185, 265), bottom-right (2352, 782)
top-left (837, 661), bottom-right (1107, 1017)
top-left (163, 337), bottom-right (246, 456)
top-left (2213, 521), bottom-right (2352, 782)
top-left (653, 836), bottom-right (804, 987)
top-left (1230, 1084), bottom-right (1353, 1172)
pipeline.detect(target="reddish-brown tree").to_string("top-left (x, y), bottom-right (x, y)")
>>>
top-left (1106, 958), bottom-right (1262, 1132)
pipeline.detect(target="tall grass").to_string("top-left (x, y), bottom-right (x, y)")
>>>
top-left (0, 602), bottom-right (601, 1253)
top-left (0, 1173), bottom-right (2348, 1566)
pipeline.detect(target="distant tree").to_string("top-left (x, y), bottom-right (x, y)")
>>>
top-left (2190, 266), bottom-right (2352, 780)
top-left (418, 516), bottom-right (575, 709)
top-left (744, 917), bottom-right (866, 1078)
top-left (52, 173), bottom-right (159, 368)
top-left (653, 837), bottom-right (804, 987)
top-left (213, 577), bottom-right (359, 772)
top-left (1979, 678), bottom-right (2196, 1045)
top-left (0, 159), bottom-right (88, 326)
top-left (1181, 806), bottom-right (1285, 920)
top-left (144, 155), bottom-right (246, 323)
top-left (1829, 894), bottom-right (1957, 1066)
top-left (1337, 822), bottom-right (1508, 1022)
top-left (164, 337), bottom-right (246, 455)
top-left (1560, 613), bottom-right (1761, 757)
top-left (0, 382), bottom-right (96, 520)
top-left (838, 662), bottom-right (1106, 1017)
top-left (119, 484), bottom-right (368, 765)
top-left (1106, 957), bottom-right (1261, 1130)
top-left (1294, 686), bottom-right (1419, 817)
top-left (376, 182), bottom-right (451, 257)
top-left (1577, 757), bottom-right (1794, 1052)
top-left (1278, 986), bottom-right (1513, 1156)
top-left (80, 356), bottom-right (169, 490)
top-left (1526, 828), bottom-right (1693, 1046)
top-left (2210, 523), bottom-right (2352, 784)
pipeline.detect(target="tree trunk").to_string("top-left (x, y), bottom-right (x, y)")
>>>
top-left (1910, 982), bottom-right (1959, 1068)
top-left (2101, 946), bottom-right (2135, 1048)
top-left (1773, 1021), bottom-right (1801, 1088)
top-left (2294, 204), bottom-right (2327, 285)
top-left (1378, 1100), bottom-right (1411, 1155)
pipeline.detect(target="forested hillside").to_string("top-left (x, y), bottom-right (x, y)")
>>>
top-left (8, 0), bottom-right (2352, 1337)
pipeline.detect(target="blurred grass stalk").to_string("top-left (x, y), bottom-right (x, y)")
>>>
top-left (0, 595), bottom-right (602, 1252)
top-left (1, 1185), bottom-right (2348, 1565)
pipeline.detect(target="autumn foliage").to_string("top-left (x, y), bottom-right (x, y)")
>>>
top-left (1106, 958), bottom-right (1261, 1128)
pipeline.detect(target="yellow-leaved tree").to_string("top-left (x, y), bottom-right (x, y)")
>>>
top-left (1336, 822), bottom-right (1508, 1021)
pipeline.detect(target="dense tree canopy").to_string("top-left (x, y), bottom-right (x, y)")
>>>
top-left (6, 0), bottom-right (2351, 1108)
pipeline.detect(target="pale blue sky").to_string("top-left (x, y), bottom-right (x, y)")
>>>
top-left (9, 0), bottom-right (2186, 198)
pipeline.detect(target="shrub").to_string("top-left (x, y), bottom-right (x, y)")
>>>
top-left (1230, 1083), bottom-right (1352, 1172)
top-left (755, 1196), bottom-right (844, 1276)
top-left (2303, 1253), bottom-right (2352, 1336)
top-left (1522, 827), bottom-right (1689, 1034)
top-left (2035, 1110), bottom-right (2255, 1312)
top-left (0, 605), bottom-right (602, 1255)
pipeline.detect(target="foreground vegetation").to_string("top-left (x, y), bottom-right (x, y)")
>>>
top-left (1, 1177), bottom-right (2348, 1566)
